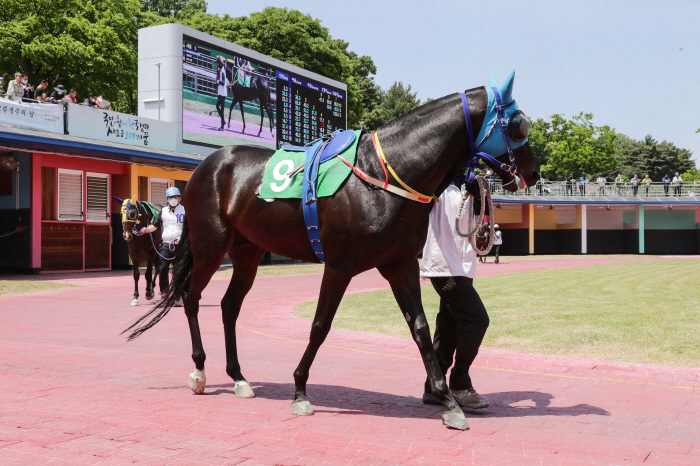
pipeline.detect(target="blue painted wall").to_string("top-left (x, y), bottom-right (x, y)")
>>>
top-left (0, 151), bottom-right (31, 209)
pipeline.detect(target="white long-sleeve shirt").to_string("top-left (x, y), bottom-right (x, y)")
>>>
top-left (420, 184), bottom-right (477, 278)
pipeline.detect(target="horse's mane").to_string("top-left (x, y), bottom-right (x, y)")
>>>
top-left (377, 86), bottom-right (485, 133)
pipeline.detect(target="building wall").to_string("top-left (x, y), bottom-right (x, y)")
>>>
top-left (644, 210), bottom-right (698, 254)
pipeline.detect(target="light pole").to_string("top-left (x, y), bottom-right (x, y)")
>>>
top-left (155, 62), bottom-right (161, 120)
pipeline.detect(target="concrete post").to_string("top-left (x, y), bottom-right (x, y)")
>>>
top-left (581, 204), bottom-right (587, 254)
top-left (639, 205), bottom-right (645, 254)
top-left (528, 204), bottom-right (535, 254)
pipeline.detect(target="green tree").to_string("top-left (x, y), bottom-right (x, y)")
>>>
top-left (527, 118), bottom-right (553, 178)
top-left (539, 113), bottom-right (618, 179)
top-left (0, 0), bottom-right (163, 113)
top-left (141, 0), bottom-right (207, 18)
top-left (361, 81), bottom-right (422, 130)
top-left (612, 134), bottom-right (695, 180)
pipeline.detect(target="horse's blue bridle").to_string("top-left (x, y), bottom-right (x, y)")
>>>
top-left (460, 87), bottom-right (525, 184)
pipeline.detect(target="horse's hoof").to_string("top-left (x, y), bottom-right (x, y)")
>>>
top-left (442, 407), bottom-right (469, 430)
top-left (145, 292), bottom-right (154, 300)
top-left (188, 369), bottom-right (206, 394)
top-left (291, 400), bottom-right (314, 416)
top-left (130, 299), bottom-right (138, 306)
top-left (233, 380), bottom-right (255, 398)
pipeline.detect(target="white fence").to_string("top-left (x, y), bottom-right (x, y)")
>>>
top-left (0, 99), bottom-right (64, 134)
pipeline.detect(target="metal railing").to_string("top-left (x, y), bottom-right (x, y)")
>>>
top-left (488, 180), bottom-right (700, 197)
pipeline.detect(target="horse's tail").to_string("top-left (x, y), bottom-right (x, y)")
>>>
top-left (122, 218), bottom-right (193, 341)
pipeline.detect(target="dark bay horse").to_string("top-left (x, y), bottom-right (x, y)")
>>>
top-left (126, 77), bottom-right (539, 429)
top-left (115, 197), bottom-right (162, 306)
top-left (225, 61), bottom-right (275, 137)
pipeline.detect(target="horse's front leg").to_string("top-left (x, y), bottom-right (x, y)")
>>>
top-left (131, 261), bottom-right (140, 306)
top-left (377, 258), bottom-right (468, 430)
top-left (239, 99), bottom-right (246, 133)
top-left (291, 266), bottom-right (352, 416)
top-left (227, 96), bottom-right (237, 129)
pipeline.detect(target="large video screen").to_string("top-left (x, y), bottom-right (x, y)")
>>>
top-left (182, 37), bottom-right (347, 149)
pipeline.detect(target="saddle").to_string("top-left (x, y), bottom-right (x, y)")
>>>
top-left (282, 130), bottom-right (357, 262)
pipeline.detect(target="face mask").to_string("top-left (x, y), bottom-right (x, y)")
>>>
top-left (168, 198), bottom-right (179, 207)
top-left (21, 80), bottom-right (28, 85)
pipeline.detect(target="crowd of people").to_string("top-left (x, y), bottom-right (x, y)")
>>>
top-left (0, 72), bottom-right (111, 109)
top-left (546, 172), bottom-right (686, 197)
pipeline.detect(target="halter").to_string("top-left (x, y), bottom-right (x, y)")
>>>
top-left (460, 88), bottom-right (519, 185)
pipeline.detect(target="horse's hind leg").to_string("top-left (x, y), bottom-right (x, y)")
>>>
top-left (221, 241), bottom-right (266, 398)
top-left (291, 266), bottom-right (352, 416)
top-left (185, 231), bottom-right (234, 394)
top-left (227, 96), bottom-right (238, 129)
top-left (145, 253), bottom-right (155, 300)
top-left (267, 103), bottom-right (274, 136)
top-left (377, 258), bottom-right (468, 430)
top-left (131, 261), bottom-right (140, 306)
top-left (257, 101), bottom-right (264, 137)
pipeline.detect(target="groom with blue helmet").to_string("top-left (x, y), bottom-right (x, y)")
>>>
top-left (141, 187), bottom-right (185, 301)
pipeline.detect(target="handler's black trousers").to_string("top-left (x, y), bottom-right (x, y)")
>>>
top-left (216, 95), bottom-right (226, 127)
top-left (158, 242), bottom-right (177, 293)
top-left (425, 277), bottom-right (490, 392)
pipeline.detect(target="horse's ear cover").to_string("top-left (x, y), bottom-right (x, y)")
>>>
top-left (499, 71), bottom-right (515, 103)
top-left (114, 196), bottom-right (123, 204)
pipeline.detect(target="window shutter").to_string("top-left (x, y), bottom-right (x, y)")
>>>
top-left (58, 170), bottom-right (83, 220)
top-left (86, 174), bottom-right (109, 222)
top-left (150, 178), bottom-right (169, 209)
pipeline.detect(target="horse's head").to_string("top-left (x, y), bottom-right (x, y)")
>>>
top-left (470, 71), bottom-right (539, 192)
top-left (118, 195), bottom-right (143, 241)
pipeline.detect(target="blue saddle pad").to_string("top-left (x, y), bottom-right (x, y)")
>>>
top-left (282, 129), bottom-right (356, 164)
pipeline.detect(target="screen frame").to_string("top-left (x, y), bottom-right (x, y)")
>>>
top-left (181, 34), bottom-right (348, 150)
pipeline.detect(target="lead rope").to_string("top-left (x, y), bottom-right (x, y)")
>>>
top-left (455, 175), bottom-right (496, 255)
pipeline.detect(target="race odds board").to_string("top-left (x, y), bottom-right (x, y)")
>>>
top-left (276, 72), bottom-right (345, 147)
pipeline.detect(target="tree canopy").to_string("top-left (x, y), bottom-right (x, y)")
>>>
top-left (0, 0), bottom-right (162, 113)
top-left (532, 113), bottom-right (618, 179)
top-left (612, 134), bottom-right (694, 180)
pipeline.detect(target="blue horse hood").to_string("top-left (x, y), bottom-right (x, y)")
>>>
top-left (474, 71), bottom-right (528, 158)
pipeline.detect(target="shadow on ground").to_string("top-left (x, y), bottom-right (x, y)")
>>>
top-left (154, 381), bottom-right (610, 420)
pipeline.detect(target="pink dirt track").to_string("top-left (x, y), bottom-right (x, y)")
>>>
top-left (1, 256), bottom-right (699, 465)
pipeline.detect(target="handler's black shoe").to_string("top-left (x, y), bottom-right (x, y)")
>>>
top-left (453, 389), bottom-right (489, 409)
top-left (423, 389), bottom-right (489, 409)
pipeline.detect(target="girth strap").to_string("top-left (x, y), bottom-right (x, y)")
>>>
top-left (302, 139), bottom-right (327, 262)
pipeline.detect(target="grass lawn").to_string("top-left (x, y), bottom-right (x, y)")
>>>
top-left (0, 280), bottom-right (76, 297)
top-left (296, 259), bottom-right (700, 367)
top-left (215, 263), bottom-right (324, 278)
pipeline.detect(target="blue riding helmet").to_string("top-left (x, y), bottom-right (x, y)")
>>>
top-left (165, 187), bottom-right (181, 198)
top-left (474, 71), bottom-right (528, 158)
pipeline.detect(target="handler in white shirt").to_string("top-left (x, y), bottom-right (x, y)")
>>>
top-left (419, 174), bottom-right (490, 410)
top-left (142, 187), bottom-right (185, 303)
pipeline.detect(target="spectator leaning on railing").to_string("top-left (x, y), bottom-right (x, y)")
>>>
top-left (631, 174), bottom-right (640, 196)
top-left (83, 93), bottom-right (97, 107)
top-left (615, 174), bottom-right (624, 196)
top-left (0, 76), bottom-right (4, 95)
top-left (662, 174), bottom-right (671, 196)
top-left (50, 85), bottom-right (68, 103)
top-left (642, 175), bottom-right (651, 196)
top-left (21, 75), bottom-right (34, 102)
top-left (6, 72), bottom-right (25, 102)
top-left (34, 80), bottom-right (49, 102)
top-left (578, 174), bottom-right (588, 195)
top-left (672, 172), bottom-right (682, 196)
top-left (596, 173), bottom-right (606, 195)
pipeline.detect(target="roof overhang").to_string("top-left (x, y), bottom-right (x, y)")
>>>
top-left (492, 195), bottom-right (700, 205)
top-left (0, 125), bottom-right (203, 170)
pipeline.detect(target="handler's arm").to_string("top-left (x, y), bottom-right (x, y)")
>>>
top-left (143, 210), bottom-right (163, 233)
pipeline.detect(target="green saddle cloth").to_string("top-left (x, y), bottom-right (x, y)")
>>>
top-left (259, 130), bottom-right (361, 199)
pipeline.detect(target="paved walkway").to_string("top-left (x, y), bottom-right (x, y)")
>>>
top-left (1, 257), bottom-right (699, 465)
